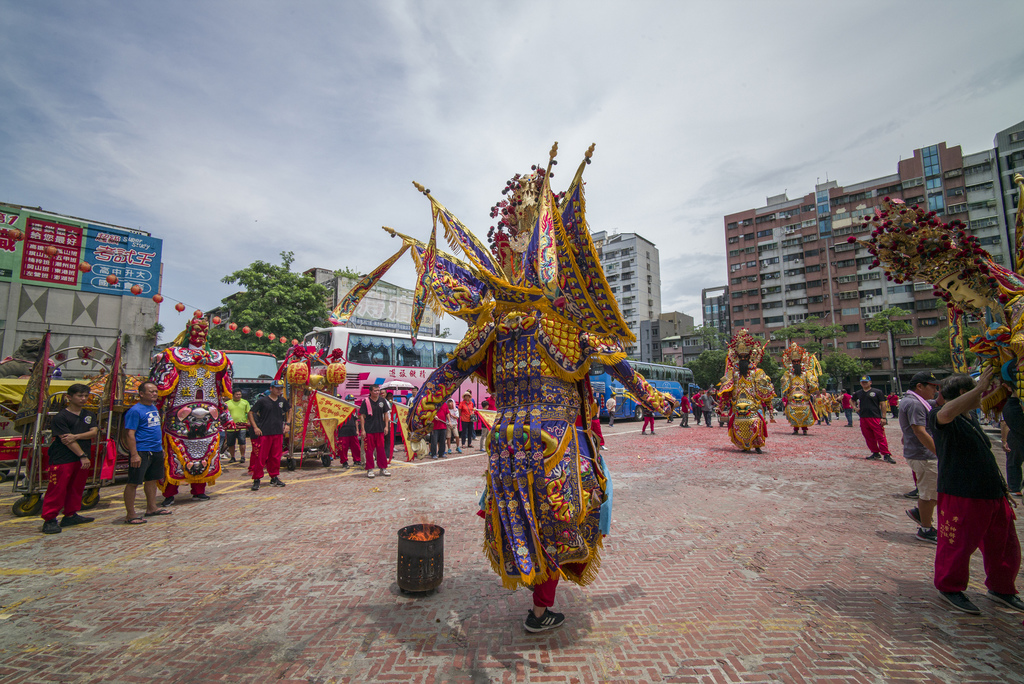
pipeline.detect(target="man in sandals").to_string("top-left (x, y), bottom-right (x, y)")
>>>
top-left (123, 380), bottom-right (170, 524)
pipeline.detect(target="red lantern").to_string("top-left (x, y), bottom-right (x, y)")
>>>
top-left (212, 316), bottom-right (222, 325)
top-left (242, 326), bottom-right (251, 334)
top-left (255, 330), bottom-right (264, 338)
top-left (193, 310), bottom-right (203, 318)
top-left (228, 322), bottom-right (237, 331)
top-left (152, 294), bottom-right (163, 303)
top-left (130, 284), bottom-right (142, 295)
top-left (106, 274), bottom-right (119, 285)
top-left (79, 262), bottom-right (92, 273)
top-left (175, 303), bottom-right (186, 312)
top-left (291, 338), bottom-right (299, 345)
top-left (268, 333), bottom-right (276, 341)
top-left (44, 246), bottom-right (58, 257)
top-left (6, 228), bottom-right (22, 241)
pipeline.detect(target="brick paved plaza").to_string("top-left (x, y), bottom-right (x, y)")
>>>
top-left (2, 418), bottom-right (1023, 683)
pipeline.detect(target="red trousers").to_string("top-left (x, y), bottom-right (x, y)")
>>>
top-left (935, 493), bottom-right (1021, 595)
top-left (364, 432), bottom-right (387, 470)
top-left (335, 434), bottom-right (361, 464)
top-left (41, 461), bottom-right (88, 521)
top-left (532, 576), bottom-right (559, 607)
top-left (590, 418), bottom-right (604, 446)
top-left (163, 482), bottom-right (206, 497)
top-left (250, 434), bottom-right (283, 480)
top-left (859, 417), bottom-right (890, 455)
top-left (642, 415), bottom-right (655, 433)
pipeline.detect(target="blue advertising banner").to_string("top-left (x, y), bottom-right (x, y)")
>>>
top-left (80, 224), bottom-right (162, 295)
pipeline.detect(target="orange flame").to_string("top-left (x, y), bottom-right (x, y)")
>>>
top-left (406, 524), bottom-right (441, 542)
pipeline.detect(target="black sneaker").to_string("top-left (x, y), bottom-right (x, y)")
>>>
top-left (940, 591), bottom-right (981, 615)
top-left (60, 514), bottom-right (95, 527)
top-left (270, 477), bottom-right (286, 487)
top-left (340, 462), bottom-right (349, 469)
top-left (159, 497), bottom-right (175, 507)
top-left (193, 493), bottom-right (211, 501)
top-left (916, 527), bottom-right (937, 543)
top-left (906, 507), bottom-right (921, 524)
top-left (882, 454), bottom-right (897, 464)
top-left (987, 590), bottom-right (1024, 612)
top-left (228, 457), bottom-right (237, 464)
top-left (904, 488), bottom-right (919, 499)
top-left (251, 479), bottom-right (261, 491)
top-left (239, 458), bottom-right (246, 465)
top-left (524, 609), bottom-right (565, 633)
top-left (865, 453), bottom-right (881, 460)
top-left (41, 519), bottom-right (62, 534)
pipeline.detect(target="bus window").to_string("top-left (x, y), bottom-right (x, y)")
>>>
top-left (310, 331), bottom-right (332, 355)
top-left (590, 363), bottom-right (605, 376)
top-left (348, 333), bottom-right (393, 365)
top-left (394, 338), bottom-right (435, 368)
top-left (436, 341), bottom-right (457, 366)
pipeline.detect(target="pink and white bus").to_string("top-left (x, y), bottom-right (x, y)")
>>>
top-left (303, 326), bottom-right (489, 404)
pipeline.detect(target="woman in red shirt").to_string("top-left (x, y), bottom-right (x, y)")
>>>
top-left (458, 392), bottom-right (476, 450)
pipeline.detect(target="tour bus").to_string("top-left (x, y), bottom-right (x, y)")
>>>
top-left (303, 326), bottom-right (490, 404)
top-left (589, 360), bottom-right (694, 421)
top-left (224, 350), bottom-right (280, 401)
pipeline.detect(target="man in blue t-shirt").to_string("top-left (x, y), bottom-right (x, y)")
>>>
top-left (122, 380), bottom-right (169, 524)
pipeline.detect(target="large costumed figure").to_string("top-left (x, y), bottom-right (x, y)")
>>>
top-left (855, 179), bottom-right (1024, 416)
top-left (150, 316), bottom-right (233, 503)
top-left (339, 143), bottom-right (674, 631)
top-left (780, 342), bottom-right (819, 435)
top-left (718, 329), bottom-right (776, 453)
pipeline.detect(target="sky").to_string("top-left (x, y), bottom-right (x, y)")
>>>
top-left (2, 1), bottom-right (1023, 341)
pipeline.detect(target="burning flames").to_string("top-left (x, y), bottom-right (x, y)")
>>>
top-left (405, 524), bottom-right (441, 542)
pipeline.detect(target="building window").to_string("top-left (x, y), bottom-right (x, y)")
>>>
top-left (748, 318), bottom-right (761, 325)
top-left (919, 317), bottom-right (939, 326)
top-left (806, 264), bottom-right (821, 273)
top-left (805, 249), bottom-right (819, 257)
top-left (744, 233), bottom-right (756, 241)
top-left (928, 194), bottom-right (945, 212)
top-left (765, 316), bottom-right (784, 324)
top-left (841, 307), bottom-right (859, 316)
top-left (835, 259), bottom-right (856, 268)
top-left (846, 341), bottom-right (861, 350)
top-left (731, 277), bottom-right (743, 285)
top-left (923, 145), bottom-right (941, 177)
top-left (757, 229), bottom-right (773, 238)
top-left (728, 236), bottom-right (739, 244)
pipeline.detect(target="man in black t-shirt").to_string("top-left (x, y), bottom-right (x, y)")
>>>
top-left (247, 381), bottom-right (291, 491)
top-left (929, 369), bottom-right (1024, 615)
top-left (359, 385), bottom-right (391, 478)
top-left (853, 375), bottom-right (894, 463)
top-left (40, 384), bottom-right (99, 534)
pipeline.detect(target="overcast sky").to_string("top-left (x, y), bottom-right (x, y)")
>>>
top-left (3, 1), bottom-right (1022, 341)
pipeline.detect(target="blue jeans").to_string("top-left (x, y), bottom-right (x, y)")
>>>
top-left (844, 408), bottom-right (853, 426)
top-left (1007, 448), bottom-right (1024, 493)
top-left (430, 428), bottom-right (447, 458)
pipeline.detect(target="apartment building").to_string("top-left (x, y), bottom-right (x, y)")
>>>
top-left (592, 231), bottom-right (662, 355)
top-left (995, 120), bottom-right (1024, 261)
top-left (639, 311), bottom-right (694, 363)
top-left (701, 286), bottom-right (730, 342)
top-left (723, 133), bottom-right (1017, 384)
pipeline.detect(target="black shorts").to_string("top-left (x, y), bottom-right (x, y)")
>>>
top-left (225, 429), bottom-right (247, 447)
top-left (127, 450), bottom-right (164, 485)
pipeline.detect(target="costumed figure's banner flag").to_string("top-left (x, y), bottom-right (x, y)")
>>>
top-left (15, 331), bottom-right (50, 428)
top-left (330, 244), bottom-right (409, 325)
top-left (474, 408), bottom-right (497, 430)
top-left (392, 402), bottom-right (415, 461)
top-left (302, 391), bottom-right (357, 451)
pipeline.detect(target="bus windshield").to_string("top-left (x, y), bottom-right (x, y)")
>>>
top-left (225, 351), bottom-right (278, 379)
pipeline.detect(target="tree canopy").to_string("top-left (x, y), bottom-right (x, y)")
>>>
top-left (822, 352), bottom-right (873, 392)
top-left (208, 251), bottom-right (331, 357)
top-left (771, 315), bottom-right (847, 354)
top-left (865, 306), bottom-right (913, 337)
top-left (685, 349), bottom-right (727, 389)
top-left (911, 325), bottom-right (980, 367)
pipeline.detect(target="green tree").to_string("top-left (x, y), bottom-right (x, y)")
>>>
top-left (694, 324), bottom-right (726, 350)
top-left (822, 352), bottom-right (873, 391)
top-left (685, 349), bottom-right (727, 388)
top-left (911, 325), bottom-right (980, 367)
top-left (208, 251), bottom-right (331, 358)
top-left (334, 266), bottom-right (361, 279)
top-left (758, 353), bottom-right (784, 394)
top-left (772, 316), bottom-right (847, 355)
top-left (865, 307), bottom-right (913, 391)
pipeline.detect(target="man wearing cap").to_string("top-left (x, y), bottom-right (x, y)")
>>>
top-left (358, 385), bottom-right (391, 478)
top-left (247, 380), bottom-right (291, 490)
top-left (900, 371), bottom-right (940, 543)
top-left (853, 375), bottom-right (894, 463)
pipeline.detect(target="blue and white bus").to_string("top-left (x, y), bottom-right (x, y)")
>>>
top-left (590, 361), bottom-right (695, 421)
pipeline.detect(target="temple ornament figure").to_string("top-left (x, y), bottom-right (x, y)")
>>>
top-left (780, 342), bottom-right (819, 435)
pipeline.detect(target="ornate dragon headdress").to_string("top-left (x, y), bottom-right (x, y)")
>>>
top-left (726, 328), bottom-right (767, 368)
top-left (781, 341), bottom-right (811, 368)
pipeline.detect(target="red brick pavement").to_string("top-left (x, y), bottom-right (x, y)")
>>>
top-left (1, 418), bottom-right (1023, 683)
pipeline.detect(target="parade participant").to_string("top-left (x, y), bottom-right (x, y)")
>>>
top-left (430, 397), bottom-right (449, 459)
top-left (359, 385), bottom-right (391, 477)
top-left (677, 392), bottom-right (690, 427)
top-left (900, 371), bottom-right (940, 543)
top-left (779, 342), bottom-right (818, 435)
top-left (385, 390), bottom-right (398, 461)
top-left (151, 316), bottom-right (233, 506)
top-left (701, 388), bottom-right (717, 428)
top-left (1003, 391), bottom-right (1024, 497)
top-left (402, 144), bottom-right (674, 631)
top-left (224, 388), bottom-right (250, 465)
top-left (445, 398), bottom-right (461, 454)
top-left (641, 406), bottom-right (656, 434)
top-left (248, 380), bottom-right (290, 490)
top-left (930, 369), bottom-right (1024, 614)
top-left (717, 329), bottom-right (776, 453)
top-left (815, 393), bottom-right (831, 426)
top-left (458, 391), bottom-right (476, 450)
top-left (478, 395), bottom-right (495, 450)
top-left (122, 380), bottom-right (168, 525)
top-left (605, 394), bottom-right (617, 427)
top-left (854, 376), bottom-right (894, 463)
top-left (334, 394), bottom-right (361, 467)
top-left (692, 390), bottom-right (703, 425)
top-left (40, 384), bottom-right (97, 534)
top-left (841, 389), bottom-right (854, 427)
top-left (887, 392), bottom-right (900, 419)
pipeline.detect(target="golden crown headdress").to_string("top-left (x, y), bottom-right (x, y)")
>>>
top-left (726, 328), bottom-right (766, 367)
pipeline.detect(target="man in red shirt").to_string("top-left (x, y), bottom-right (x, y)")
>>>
top-left (431, 399), bottom-right (450, 459)
top-left (841, 390), bottom-right (854, 427)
